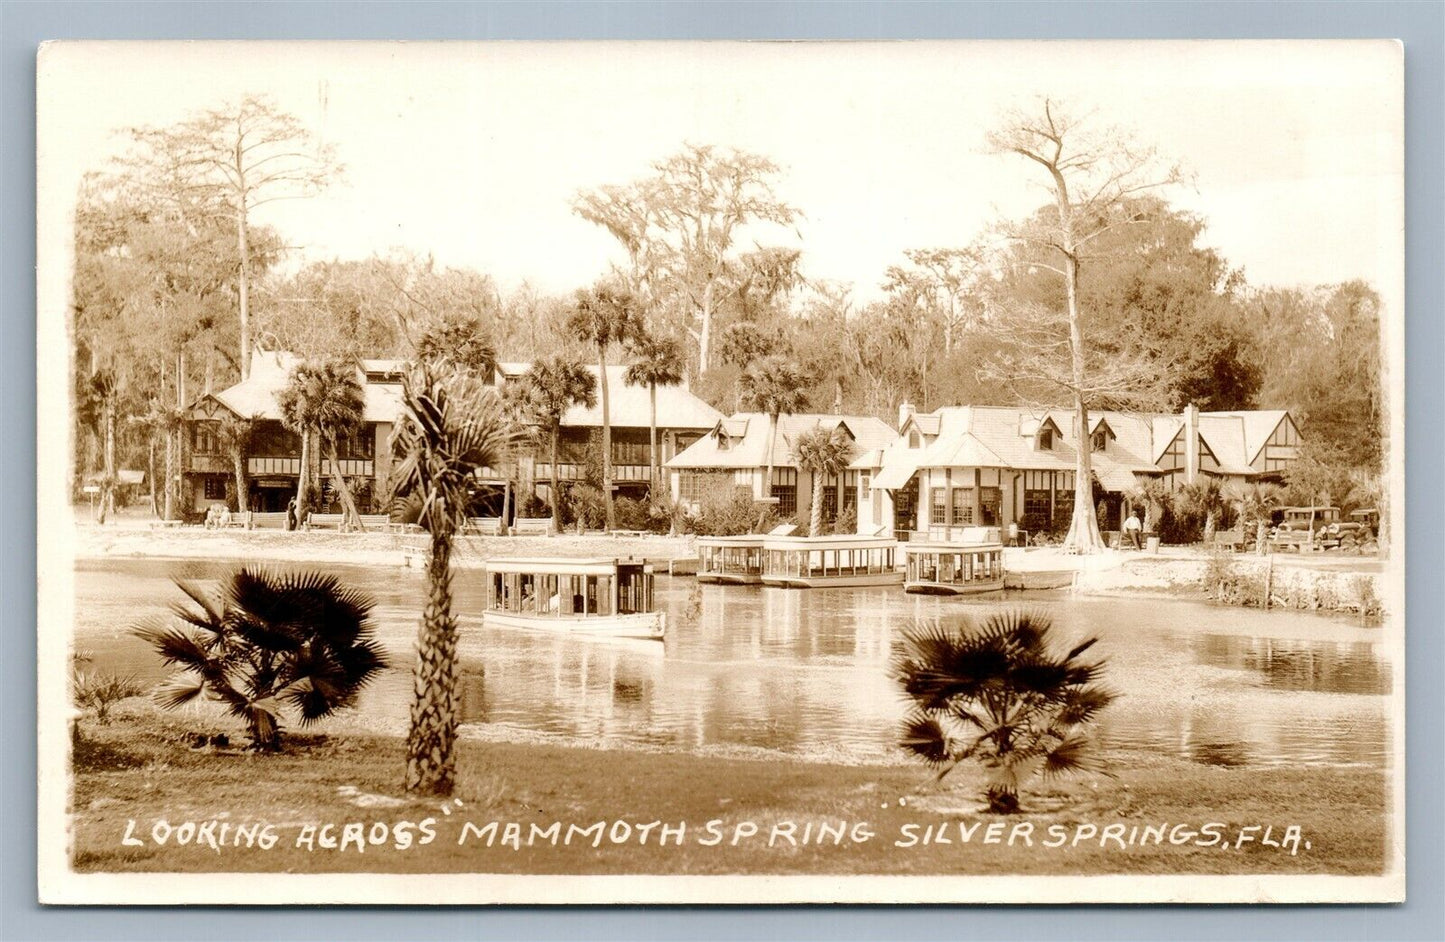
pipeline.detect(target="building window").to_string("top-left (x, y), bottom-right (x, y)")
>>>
top-left (908, 429), bottom-right (921, 448)
top-left (203, 477), bottom-right (226, 500)
top-left (678, 471), bottom-right (728, 504)
top-left (612, 439), bottom-right (648, 466)
top-left (821, 484), bottom-right (838, 522)
top-left (1092, 430), bottom-right (1107, 452)
top-left (191, 422), bottom-right (220, 455)
top-left (1024, 489), bottom-right (1051, 521)
top-left (930, 487), bottom-right (947, 525)
top-left (980, 487), bottom-right (1001, 526)
top-left (1037, 428), bottom-right (1054, 450)
top-left (951, 487), bottom-right (974, 525)
top-left (772, 467), bottom-right (798, 517)
top-left (1055, 489), bottom-right (1075, 525)
top-left (841, 470), bottom-right (858, 511)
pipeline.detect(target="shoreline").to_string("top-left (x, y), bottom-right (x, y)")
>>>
top-left (72, 521), bottom-right (1387, 615)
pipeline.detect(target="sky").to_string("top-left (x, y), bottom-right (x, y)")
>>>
top-left (38, 40), bottom-right (1403, 304)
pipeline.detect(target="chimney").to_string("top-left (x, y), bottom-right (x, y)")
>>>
top-left (898, 400), bottom-right (915, 430)
top-left (1183, 403), bottom-right (1200, 484)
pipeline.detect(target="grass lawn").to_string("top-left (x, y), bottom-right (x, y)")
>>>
top-left (68, 709), bottom-right (1388, 877)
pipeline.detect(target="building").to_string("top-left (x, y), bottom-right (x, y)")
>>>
top-left (497, 362), bottom-right (724, 505)
top-left (182, 351), bottom-right (723, 515)
top-left (665, 413), bottom-right (899, 523)
top-left (182, 351), bottom-right (405, 514)
top-left (854, 402), bottom-right (1302, 539)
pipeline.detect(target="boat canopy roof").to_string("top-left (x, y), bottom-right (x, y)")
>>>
top-left (904, 542), bottom-right (1005, 554)
top-left (761, 535), bottom-right (899, 550)
top-left (483, 557), bottom-right (650, 576)
top-left (696, 534), bottom-right (767, 545)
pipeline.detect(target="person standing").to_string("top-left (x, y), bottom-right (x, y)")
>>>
top-left (286, 497), bottom-right (298, 532)
top-left (1123, 510), bottom-right (1143, 550)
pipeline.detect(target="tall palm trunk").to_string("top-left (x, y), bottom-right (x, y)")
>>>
top-left (406, 520), bottom-right (459, 796)
top-left (549, 424), bottom-right (563, 530)
top-left (163, 428), bottom-right (176, 521)
top-left (808, 469), bottom-right (824, 537)
top-left (231, 446), bottom-right (249, 513)
top-left (147, 439), bottom-right (158, 517)
top-left (98, 402), bottom-right (116, 524)
top-left (599, 348), bottom-right (615, 531)
top-left (648, 382), bottom-right (659, 503)
top-left (295, 429), bottom-right (311, 524)
top-left (326, 438), bottom-right (362, 529)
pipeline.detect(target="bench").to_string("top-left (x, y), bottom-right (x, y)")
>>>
top-left (511, 517), bottom-right (555, 536)
top-left (247, 511), bottom-right (289, 530)
top-left (608, 529), bottom-right (646, 538)
top-left (357, 514), bottom-right (392, 532)
top-left (305, 513), bottom-right (346, 531)
top-left (465, 516), bottom-right (504, 536)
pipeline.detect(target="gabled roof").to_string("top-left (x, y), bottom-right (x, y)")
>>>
top-left (501, 361), bottom-right (724, 431)
top-left (1202, 410), bottom-right (1291, 465)
top-left (204, 351), bottom-right (404, 424)
top-left (666, 413), bottom-right (897, 471)
top-left (857, 404), bottom-right (1300, 492)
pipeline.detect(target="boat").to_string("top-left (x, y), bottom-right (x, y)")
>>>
top-left (696, 535), bottom-right (766, 585)
top-left (481, 557), bottom-right (665, 640)
top-left (904, 542), bottom-right (1006, 595)
top-left (760, 534), bottom-right (903, 589)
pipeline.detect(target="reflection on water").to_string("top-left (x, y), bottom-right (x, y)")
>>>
top-left (73, 558), bottom-right (1393, 769)
top-left (1195, 633), bottom-right (1391, 695)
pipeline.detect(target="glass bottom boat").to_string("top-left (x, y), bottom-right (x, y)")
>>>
top-left (696, 535), bottom-right (765, 585)
top-left (482, 557), bottom-right (665, 640)
top-left (903, 542), bottom-right (1006, 595)
top-left (760, 535), bottom-right (903, 589)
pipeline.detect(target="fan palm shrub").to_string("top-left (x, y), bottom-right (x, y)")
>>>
top-left (389, 362), bottom-right (521, 795)
top-left (137, 567), bottom-right (387, 751)
top-left (515, 356), bottom-right (597, 532)
top-left (623, 331), bottom-right (685, 506)
top-left (790, 424), bottom-right (858, 537)
top-left (891, 609), bottom-right (1115, 814)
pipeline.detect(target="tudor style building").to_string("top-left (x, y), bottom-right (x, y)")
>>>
top-left (182, 351), bottom-right (723, 515)
top-left (665, 413), bottom-right (898, 523)
top-left (495, 362), bottom-right (724, 506)
top-left (854, 402), bottom-right (1302, 539)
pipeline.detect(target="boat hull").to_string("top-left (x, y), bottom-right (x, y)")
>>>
top-left (481, 610), bottom-right (665, 641)
top-left (904, 579), bottom-right (1006, 596)
top-left (762, 572), bottom-right (905, 589)
top-left (697, 572), bottom-right (763, 586)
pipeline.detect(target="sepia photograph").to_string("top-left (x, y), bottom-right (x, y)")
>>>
top-left (35, 38), bottom-right (1405, 905)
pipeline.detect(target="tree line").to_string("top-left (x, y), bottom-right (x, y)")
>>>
top-left (72, 95), bottom-right (1384, 550)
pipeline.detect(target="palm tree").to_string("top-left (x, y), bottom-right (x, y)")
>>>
top-left (215, 414), bottom-right (256, 514)
top-left (623, 331), bottom-right (685, 503)
top-left (568, 284), bottom-right (644, 531)
top-left (790, 423), bottom-right (858, 536)
top-left (77, 369), bottom-right (122, 523)
top-left (277, 359), bottom-right (367, 529)
top-left (1128, 477), bottom-right (1175, 537)
top-left (741, 354), bottom-right (811, 512)
top-left (516, 355), bottom-right (598, 531)
top-left (1178, 476), bottom-right (1226, 543)
top-left (891, 609), bottom-right (1115, 814)
top-left (137, 567), bottom-right (387, 751)
top-left (1227, 480), bottom-right (1283, 556)
top-left (389, 362), bottom-right (520, 795)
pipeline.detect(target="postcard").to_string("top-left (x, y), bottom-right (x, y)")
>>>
top-left (36, 39), bottom-right (1405, 904)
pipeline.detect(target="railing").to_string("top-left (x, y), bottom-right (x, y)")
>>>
top-left (186, 454), bottom-right (230, 474)
top-left (246, 457), bottom-right (375, 477)
top-left (535, 463), bottom-right (655, 483)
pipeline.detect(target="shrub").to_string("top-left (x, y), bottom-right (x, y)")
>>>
top-left (137, 568), bottom-right (387, 751)
top-left (892, 609), bottom-right (1116, 814)
top-left (685, 482), bottom-right (763, 536)
top-left (71, 669), bottom-right (144, 724)
top-left (567, 484), bottom-right (607, 530)
top-left (613, 496), bottom-right (654, 531)
top-left (833, 503), bottom-right (858, 535)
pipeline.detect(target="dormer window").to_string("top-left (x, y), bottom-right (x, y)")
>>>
top-left (908, 429), bottom-right (921, 449)
top-left (717, 434), bottom-right (731, 451)
top-left (1092, 430), bottom-right (1107, 452)
top-left (1038, 428), bottom-right (1054, 450)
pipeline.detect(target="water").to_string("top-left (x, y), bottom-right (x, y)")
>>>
top-left (72, 557), bottom-right (1393, 770)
